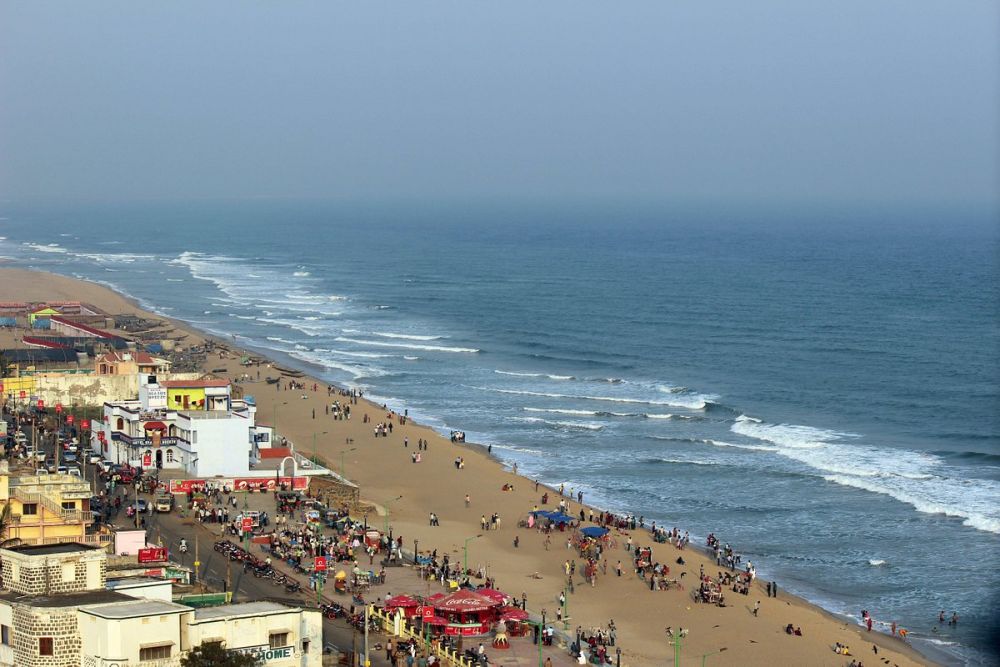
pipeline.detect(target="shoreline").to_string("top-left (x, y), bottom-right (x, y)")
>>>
top-left (0, 267), bottom-right (945, 666)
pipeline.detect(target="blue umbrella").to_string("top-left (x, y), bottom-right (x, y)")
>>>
top-left (580, 526), bottom-right (609, 538)
top-left (546, 512), bottom-right (574, 524)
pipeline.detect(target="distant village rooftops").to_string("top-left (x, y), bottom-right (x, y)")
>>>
top-left (4, 542), bottom-right (102, 556)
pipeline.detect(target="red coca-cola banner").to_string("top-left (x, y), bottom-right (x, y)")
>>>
top-left (138, 547), bottom-right (167, 563)
top-left (168, 476), bottom-right (308, 494)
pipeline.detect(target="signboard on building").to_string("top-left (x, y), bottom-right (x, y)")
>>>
top-left (142, 452), bottom-right (152, 467)
top-left (314, 556), bottom-right (327, 572)
top-left (138, 547), bottom-right (167, 563)
top-left (81, 419), bottom-right (90, 429)
top-left (67, 414), bottom-right (75, 424)
top-left (230, 646), bottom-right (294, 663)
top-left (37, 399), bottom-right (44, 409)
top-left (241, 517), bottom-right (253, 532)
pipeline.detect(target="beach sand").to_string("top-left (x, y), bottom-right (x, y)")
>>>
top-left (0, 267), bottom-right (936, 666)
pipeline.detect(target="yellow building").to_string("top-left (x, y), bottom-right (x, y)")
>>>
top-left (161, 378), bottom-right (230, 411)
top-left (0, 463), bottom-right (102, 547)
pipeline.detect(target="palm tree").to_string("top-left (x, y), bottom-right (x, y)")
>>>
top-left (0, 501), bottom-right (22, 548)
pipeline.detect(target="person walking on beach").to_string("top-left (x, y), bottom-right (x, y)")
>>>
top-left (465, 494), bottom-right (470, 508)
top-left (771, 581), bottom-right (778, 598)
top-left (752, 600), bottom-right (760, 617)
top-left (766, 582), bottom-right (772, 597)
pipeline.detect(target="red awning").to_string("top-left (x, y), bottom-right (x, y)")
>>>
top-left (385, 595), bottom-right (420, 608)
top-left (432, 590), bottom-right (500, 613)
top-left (143, 421), bottom-right (168, 431)
top-left (425, 593), bottom-right (446, 603)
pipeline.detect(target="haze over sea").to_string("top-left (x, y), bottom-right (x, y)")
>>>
top-left (1, 200), bottom-right (997, 663)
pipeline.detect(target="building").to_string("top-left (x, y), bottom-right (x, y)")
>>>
top-left (0, 543), bottom-right (322, 667)
top-left (99, 376), bottom-right (257, 476)
top-left (0, 464), bottom-right (103, 548)
top-left (94, 351), bottom-right (171, 377)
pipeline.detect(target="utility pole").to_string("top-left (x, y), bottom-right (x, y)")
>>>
top-left (193, 533), bottom-right (200, 586)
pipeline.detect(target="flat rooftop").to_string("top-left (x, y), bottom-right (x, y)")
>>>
top-left (177, 410), bottom-right (239, 420)
top-left (4, 542), bottom-right (101, 556)
top-left (193, 600), bottom-right (296, 621)
top-left (0, 590), bottom-right (130, 608)
top-left (82, 598), bottom-right (190, 619)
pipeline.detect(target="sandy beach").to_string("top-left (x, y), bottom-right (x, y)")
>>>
top-left (0, 267), bottom-right (937, 667)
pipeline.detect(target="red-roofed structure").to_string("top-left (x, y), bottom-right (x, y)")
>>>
top-left (49, 315), bottom-right (116, 339)
top-left (21, 336), bottom-right (72, 350)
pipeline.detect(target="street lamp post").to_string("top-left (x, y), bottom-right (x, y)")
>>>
top-left (340, 447), bottom-right (356, 480)
top-left (563, 585), bottom-right (569, 631)
top-left (383, 495), bottom-right (402, 537)
top-left (463, 534), bottom-right (483, 575)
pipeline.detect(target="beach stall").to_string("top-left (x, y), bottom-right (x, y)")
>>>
top-left (431, 589), bottom-right (500, 637)
top-left (580, 526), bottom-right (609, 539)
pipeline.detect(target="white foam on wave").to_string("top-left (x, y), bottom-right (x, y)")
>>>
top-left (703, 439), bottom-right (779, 453)
top-left (23, 242), bottom-right (67, 254)
top-left (867, 559), bottom-right (886, 566)
top-left (657, 457), bottom-right (718, 467)
top-left (335, 336), bottom-right (479, 353)
top-left (516, 417), bottom-right (605, 431)
top-left (495, 370), bottom-right (575, 380)
top-left (524, 407), bottom-right (598, 416)
top-left (733, 416), bottom-right (1000, 535)
top-left (286, 348), bottom-right (387, 380)
top-left (403, 356), bottom-right (420, 361)
top-left (293, 271), bottom-right (311, 277)
top-left (489, 444), bottom-right (544, 456)
top-left (488, 387), bottom-right (710, 410)
top-left (373, 331), bottom-right (446, 341)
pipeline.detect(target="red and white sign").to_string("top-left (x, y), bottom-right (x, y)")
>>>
top-left (66, 414), bottom-right (75, 424)
top-left (56, 403), bottom-right (63, 413)
top-left (241, 517), bottom-right (253, 532)
top-left (19, 390), bottom-right (26, 399)
top-left (142, 453), bottom-right (152, 467)
top-left (168, 476), bottom-right (309, 494)
top-left (138, 547), bottom-right (167, 563)
top-left (81, 419), bottom-right (90, 429)
top-left (37, 399), bottom-right (44, 409)
top-left (314, 556), bottom-right (327, 572)
top-left (422, 606), bottom-right (434, 620)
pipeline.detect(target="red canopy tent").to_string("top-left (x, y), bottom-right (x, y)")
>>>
top-left (385, 595), bottom-right (421, 617)
top-left (499, 607), bottom-right (529, 622)
top-left (431, 590), bottom-right (500, 637)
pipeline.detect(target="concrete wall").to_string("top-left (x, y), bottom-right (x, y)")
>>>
top-left (8, 373), bottom-right (202, 408)
top-left (186, 608), bottom-right (321, 667)
top-left (79, 609), bottom-right (187, 666)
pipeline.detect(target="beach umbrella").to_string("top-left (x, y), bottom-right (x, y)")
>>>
top-left (499, 607), bottom-right (530, 622)
top-left (433, 589), bottom-right (500, 613)
top-left (580, 526), bottom-right (609, 538)
top-left (423, 615), bottom-right (450, 626)
top-left (546, 512), bottom-right (574, 524)
top-left (424, 593), bottom-right (446, 603)
top-left (386, 595), bottom-right (420, 608)
top-left (475, 588), bottom-right (508, 605)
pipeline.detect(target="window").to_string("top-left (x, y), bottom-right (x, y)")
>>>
top-left (174, 396), bottom-right (181, 405)
top-left (117, 417), bottom-right (124, 430)
top-left (269, 632), bottom-right (289, 649)
top-left (22, 503), bottom-right (37, 515)
top-left (166, 449), bottom-right (174, 463)
top-left (1, 624), bottom-right (11, 646)
top-left (61, 501), bottom-right (76, 510)
top-left (139, 645), bottom-right (172, 661)
top-left (39, 637), bottom-right (54, 656)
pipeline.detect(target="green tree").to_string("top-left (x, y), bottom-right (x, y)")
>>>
top-left (181, 642), bottom-right (262, 667)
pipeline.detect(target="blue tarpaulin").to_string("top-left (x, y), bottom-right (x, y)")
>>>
top-left (545, 512), bottom-right (574, 524)
top-left (580, 526), bottom-right (609, 538)
top-left (0, 317), bottom-right (15, 327)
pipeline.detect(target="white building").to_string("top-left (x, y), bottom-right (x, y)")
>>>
top-left (0, 543), bottom-right (322, 667)
top-left (97, 375), bottom-right (258, 477)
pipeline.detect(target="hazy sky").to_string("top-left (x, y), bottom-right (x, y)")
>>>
top-left (1, 1), bottom-right (997, 207)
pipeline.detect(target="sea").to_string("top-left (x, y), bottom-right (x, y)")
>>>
top-left (1, 199), bottom-right (997, 664)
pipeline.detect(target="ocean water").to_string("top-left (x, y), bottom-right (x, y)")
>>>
top-left (1, 200), bottom-right (998, 664)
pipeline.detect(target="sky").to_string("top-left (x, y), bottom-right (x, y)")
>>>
top-left (0, 1), bottom-right (997, 208)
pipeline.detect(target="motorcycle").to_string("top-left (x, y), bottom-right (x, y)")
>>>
top-left (179, 540), bottom-right (188, 554)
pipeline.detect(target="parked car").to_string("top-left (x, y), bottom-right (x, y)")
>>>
top-left (99, 460), bottom-right (116, 473)
top-left (87, 452), bottom-right (102, 464)
top-left (56, 465), bottom-right (68, 475)
top-left (45, 459), bottom-right (57, 473)
top-left (67, 467), bottom-right (82, 478)
top-left (35, 468), bottom-right (50, 476)
top-left (63, 453), bottom-right (79, 464)
top-left (62, 441), bottom-right (78, 453)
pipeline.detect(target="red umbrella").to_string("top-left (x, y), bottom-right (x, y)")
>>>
top-left (476, 588), bottom-right (508, 605)
top-left (499, 607), bottom-right (529, 622)
top-left (423, 615), bottom-right (450, 625)
top-left (433, 589), bottom-right (500, 613)
top-left (385, 595), bottom-right (419, 608)
top-left (425, 593), bottom-right (446, 603)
